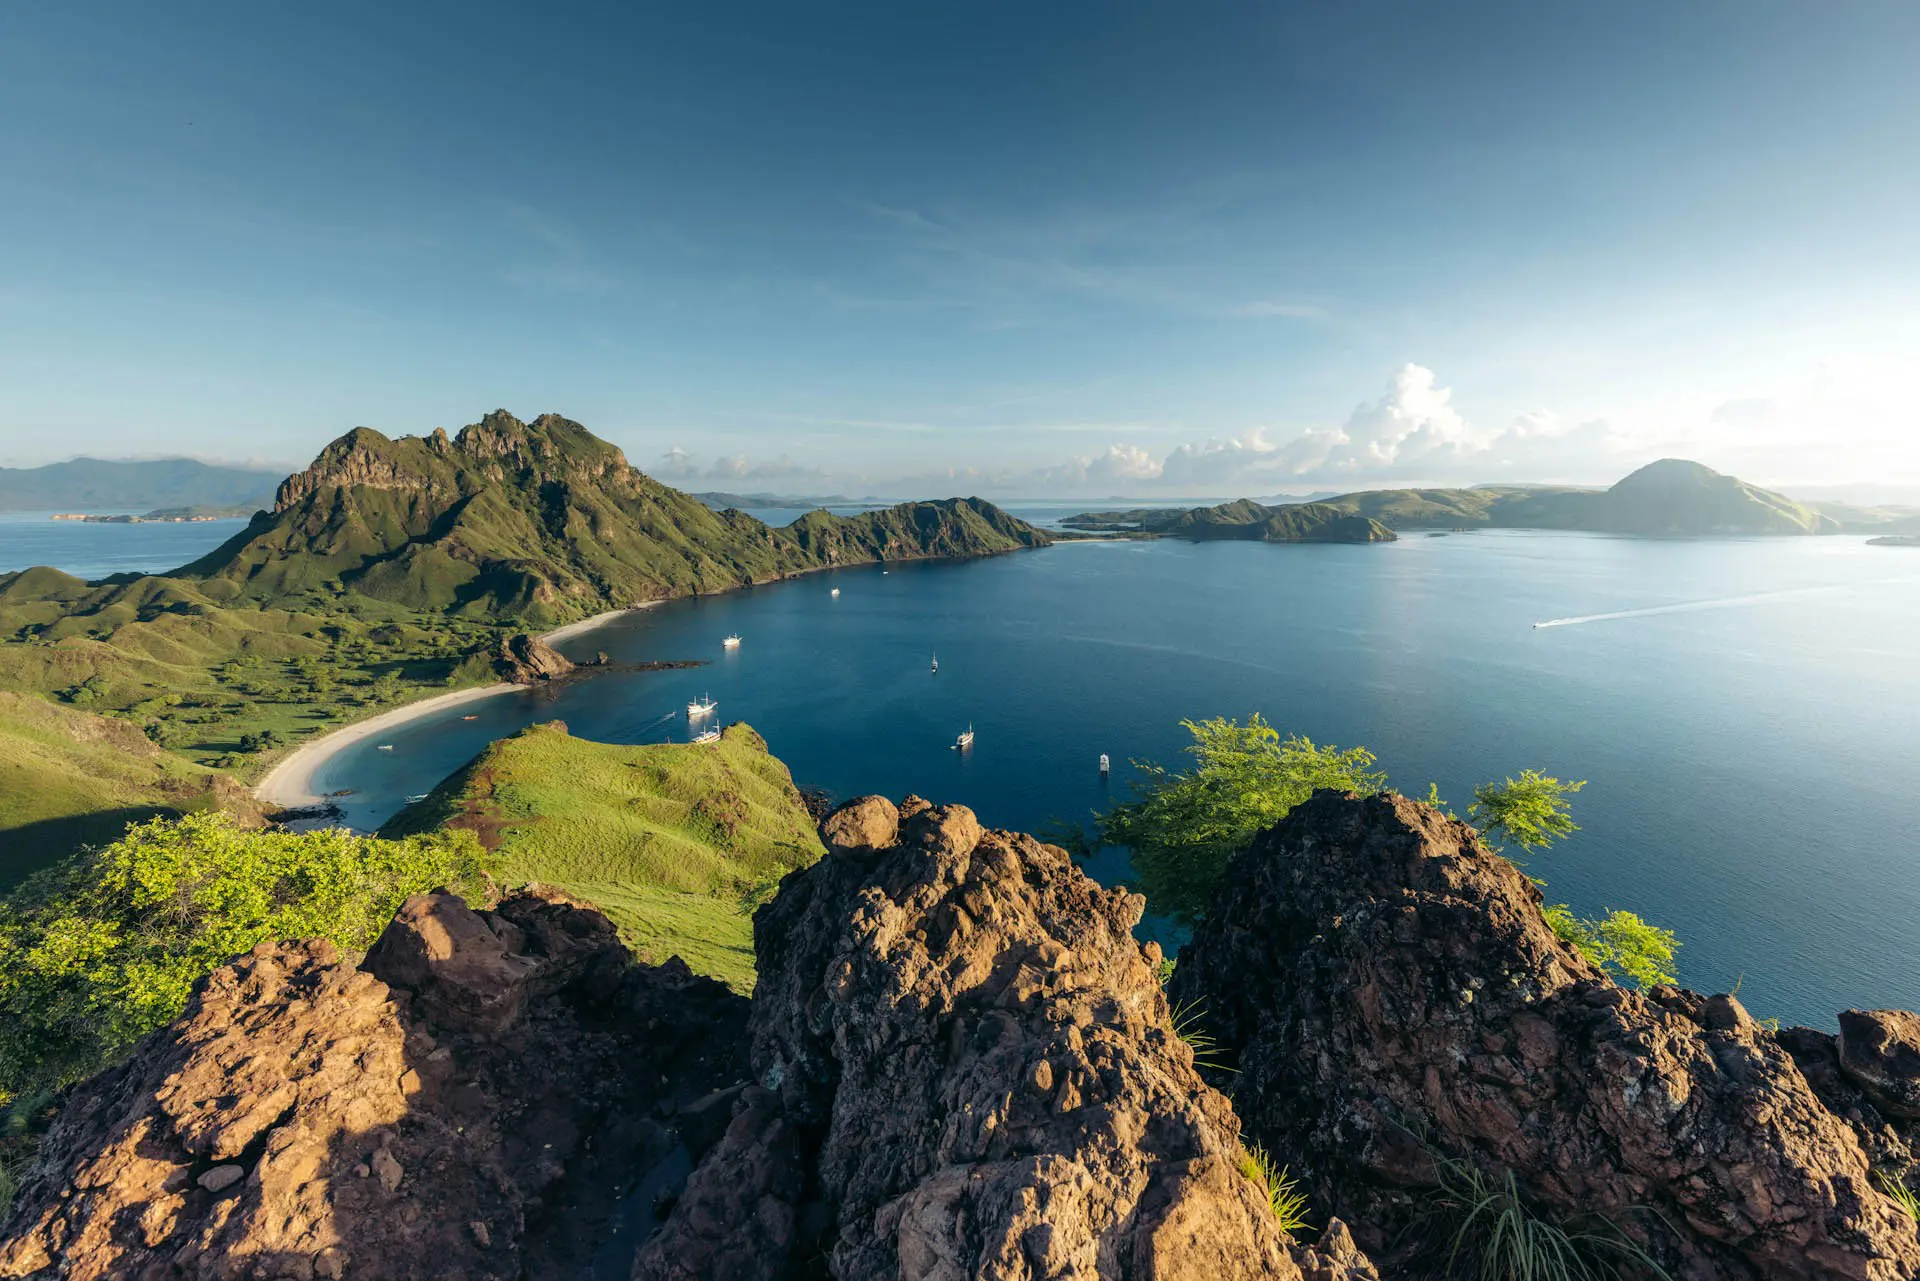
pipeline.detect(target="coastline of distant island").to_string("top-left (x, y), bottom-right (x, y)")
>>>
top-left (50, 504), bottom-right (257, 524)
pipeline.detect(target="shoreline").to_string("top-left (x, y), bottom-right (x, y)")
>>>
top-left (248, 547), bottom-right (1042, 817)
top-left (252, 607), bottom-right (644, 812)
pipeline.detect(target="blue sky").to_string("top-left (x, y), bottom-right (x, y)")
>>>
top-left (2, 1), bottom-right (1916, 496)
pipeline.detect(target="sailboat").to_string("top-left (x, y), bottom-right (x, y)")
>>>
top-left (930, 653), bottom-right (938, 674)
top-left (692, 726), bottom-right (721, 745)
top-left (831, 586), bottom-right (840, 597)
top-left (722, 634), bottom-right (742, 648)
top-left (952, 722), bottom-right (974, 750)
top-left (687, 693), bottom-right (717, 718)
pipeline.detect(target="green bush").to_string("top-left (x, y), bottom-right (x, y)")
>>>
top-left (1096, 715), bottom-right (1385, 922)
top-left (1544, 904), bottom-right (1680, 989)
top-left (0, 813), bottom-right (482, 1106)
top-left (1237, 1141), bottom-right (1312, 1238)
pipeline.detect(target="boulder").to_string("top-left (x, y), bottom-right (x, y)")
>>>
top-left (1174, 789), bottom-right (1920, 1280)
top-left (636, 797), bottom-right (1375, 1280)
top-left (0, 893), bottom-right (750, 1281)
top-left (819, 793), bottom-right (899, 853)
top-left (495, 632), bottom-right (574, 683)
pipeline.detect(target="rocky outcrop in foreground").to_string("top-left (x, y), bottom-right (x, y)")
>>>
top-left (9, 787), bottom-right (1919, 1279)
top-left (0, 890), bottom-right (748, 1280)
top-left (1173, 790), bottom-right (1920, 1280)
top-left (635, 794), bottom-right (1374, 1280)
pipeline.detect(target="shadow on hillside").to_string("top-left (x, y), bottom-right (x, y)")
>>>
top-left (0, 806), bottom-right (171, 893)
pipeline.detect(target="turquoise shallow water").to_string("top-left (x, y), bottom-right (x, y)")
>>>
top-left (6, 511), bottom-right (1918, 1027)
top-left (297, 529), bottom-right (1919, 1029)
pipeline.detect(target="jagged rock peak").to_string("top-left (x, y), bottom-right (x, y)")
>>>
top-left (634, 793), bottom-right (1378, 1280)
top-left (273, 410), bottom-right (634, 511)
top-left (1174, 788), bottom-right (1920, 1279)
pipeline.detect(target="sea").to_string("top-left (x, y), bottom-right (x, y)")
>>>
top-left (4, 507), bottom-right (1917, 1028)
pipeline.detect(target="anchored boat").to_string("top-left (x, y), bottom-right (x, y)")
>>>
top-left (687, 694), bottom-right (717, 718)
top-left (722, 634), bottom-right (742, 648)
top-left (692, 727), bottom-right (721, 745)
top-left (930, 653), bottom-right (938, 674)
top-left (953, 723), bottom-right (974, 750)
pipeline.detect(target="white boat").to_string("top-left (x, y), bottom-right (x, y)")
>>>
top-left (953, 723), bottom-right (974, 750)
top-left (404, 793), bottom-right (430, 804)
top-left (1099, 753), bottom-right (1110, 775)
top-left (722, 634), bottom-right (742, 648)
top-left (930, 653), bottom-right (938, 674)
top-left (687, 694), bottom-right (717, 718)
top-left (376, 744), bottom-right (394, 752)
top-left (831, 587), bottom-right (840, 597)
top-left (692, 727), bottom-right (721, 745)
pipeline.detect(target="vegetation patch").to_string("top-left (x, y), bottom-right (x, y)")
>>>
top-left (0, 812), bottom-right (481, 1107)
top-left (383, 720), bottom-right (824, 991)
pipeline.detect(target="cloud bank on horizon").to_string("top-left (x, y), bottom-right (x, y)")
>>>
top-left (643, 360), bottom-right (1914, 500)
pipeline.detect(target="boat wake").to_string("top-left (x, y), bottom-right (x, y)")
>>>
top-left (1533, 576), bottom-right (1920, 629)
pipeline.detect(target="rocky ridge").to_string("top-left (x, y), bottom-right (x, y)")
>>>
top-left (1172, 790), bottom-right (1920, 1279)
top-left (7, 789), bottom-right (1920, 1279)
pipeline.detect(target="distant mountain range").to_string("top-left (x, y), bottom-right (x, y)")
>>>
top-left (0, 458), bottom-right (281, 514)
top-left (1065, 460), bottom-right (1889, 540)
top-left (159, 411), bottom-right (1049, 622)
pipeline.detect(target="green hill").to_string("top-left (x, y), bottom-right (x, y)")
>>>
top-left (0, 692), bottom-right (261, 893)
top-left (382, 720), bottom-right (822, 990)
top-left (1062, 499), bottom-right (1396, 542)
top-left (181, 410), bottom-right (1049, 624)
top-left (1068, 460), bottom-right (1835, 538)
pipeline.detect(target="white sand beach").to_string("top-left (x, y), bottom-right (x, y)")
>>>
top-left (252, 606), bottom-right (645, 812)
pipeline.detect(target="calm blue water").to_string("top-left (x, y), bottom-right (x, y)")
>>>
top-left (303, 531), bottom-right (1920, 1028)
top-left (0, 512), bottom-right (250, 580)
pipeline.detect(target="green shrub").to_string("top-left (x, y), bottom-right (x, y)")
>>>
top-left (1545, 905), bottom-right (1680, 989)
top-left (0, 813), bottom-right (482, 1105)
top-left (1471, 770), bottom-right (1586, 856)
top-left (1097, 715), bottom-right (1385, 922)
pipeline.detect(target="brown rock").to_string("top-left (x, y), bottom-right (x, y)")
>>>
top-left (1175, 789), bottom-right (1920, 1280)
top-left (495, 632), bottom-right (574, 683)
top-left (0, 893), bottom-right (751, 1281)
top-left (1838, 1009), bottom-right (1920, 1120)
top-left (636, 798), bottom-right (1375, 1280)
top-left (819, 793), bottom-right (899, 853)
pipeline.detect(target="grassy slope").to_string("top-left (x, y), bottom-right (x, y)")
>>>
top-left (382, 721), bottom-right (823, 990)
top-left (0, 692), bottom-right (257, 892)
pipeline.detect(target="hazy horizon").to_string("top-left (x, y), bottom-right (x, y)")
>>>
top-left (4, 3), bottom-right (1916, 496)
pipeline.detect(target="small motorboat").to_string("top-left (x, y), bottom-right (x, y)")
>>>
top-left (930, 653), bottom-right (938, 674)
top-left (952, 723), bottom-right (974, 750)
top-left (461, 714), bottom-right (479, 721)
top-left (1099, 753), bottom-right (1110, 775)
top-left (722, 634), bottom-right (742, 648)
top-left (688, 694), bottom-right (718, 718)
top-left (375, 744), bottom-right (394, 752)
top-left (404, 793), bottom-right (430, 804)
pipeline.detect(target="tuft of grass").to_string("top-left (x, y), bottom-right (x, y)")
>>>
top-left (1431, 1152), bottom-right (1671, 1281)
top-left (1878, 1172), bottom-right (1920, 1223)
top-left (1169, 996), bottom-right (1233, 1073)
top-left (1237, 1141), bottom-right (1311, 1238)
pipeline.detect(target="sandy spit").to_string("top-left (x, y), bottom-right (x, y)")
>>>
top-left (251, 606), bottom-right (648, 812)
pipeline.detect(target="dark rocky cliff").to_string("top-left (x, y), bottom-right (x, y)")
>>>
top-left (1172, 790), bottom-right (1920, 1279)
